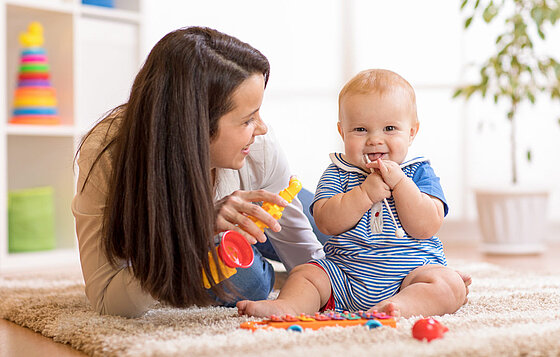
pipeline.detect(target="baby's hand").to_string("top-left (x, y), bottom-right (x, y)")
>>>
top-left (370, 159), bottom-right (405, 189)
top-left (361, 171), bottom-right (391, 204)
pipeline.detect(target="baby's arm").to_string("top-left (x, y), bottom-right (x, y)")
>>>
top-left (313, 172), bottom-right (391, 236)
top-left (373, 159), bottom-right (444, 239)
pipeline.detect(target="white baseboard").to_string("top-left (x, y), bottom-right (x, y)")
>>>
top-left (438, 220), bottom-right (560, 244)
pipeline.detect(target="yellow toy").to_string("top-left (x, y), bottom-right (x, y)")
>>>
top-left (19, 22), bottom-right (44, 47)
top-left (249, 176), bottom-right (302, 230)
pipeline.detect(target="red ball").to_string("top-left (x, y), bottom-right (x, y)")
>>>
top-left (412, 317), bottom-right (448, 342)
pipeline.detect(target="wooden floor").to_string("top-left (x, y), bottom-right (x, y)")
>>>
top-left (1, 241), bottom-right (559, 357)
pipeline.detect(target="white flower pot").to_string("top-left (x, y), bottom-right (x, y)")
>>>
top-left (475, 188), bottom-right (549, 255)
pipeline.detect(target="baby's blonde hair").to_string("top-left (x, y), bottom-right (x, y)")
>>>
top-left (338, 69), bottom-right (418, 122)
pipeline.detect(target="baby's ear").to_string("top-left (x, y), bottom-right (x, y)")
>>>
top-left (409, 121), bottom-right (419, 145)
top-left (337, 121), bottom-right (344, 139)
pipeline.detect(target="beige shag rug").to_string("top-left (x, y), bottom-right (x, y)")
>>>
top-left (1, 260), bottom-right (560, 357)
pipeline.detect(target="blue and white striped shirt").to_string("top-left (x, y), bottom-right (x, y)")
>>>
top-left (310, 153), bottom-right (448, 312)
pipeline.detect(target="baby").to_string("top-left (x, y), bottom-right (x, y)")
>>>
top-left (238, 69), bottom-right (470, 318)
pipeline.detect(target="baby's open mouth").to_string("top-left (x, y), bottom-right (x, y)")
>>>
top-left (366, 153), bottom-right (386, 161)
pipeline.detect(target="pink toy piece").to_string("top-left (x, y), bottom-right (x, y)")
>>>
top-left (269, 315), bottom-right (283, 322)
top-left (314, 313), bottom-right (331, 321)
top-left (412, 317), bottom-right (448, 342)
top-left (218, 230), bottom-right (254, 268)
top-left (282, 314), bottom-right (299, 322)
top-left (21, 55), bottom-right (47, 62)
top-left (331, 313), bottom-right (345, 320)
top-left (359, 311), bottom-right (375, 319)
top-left (371, 311), bottom-right (391, 319)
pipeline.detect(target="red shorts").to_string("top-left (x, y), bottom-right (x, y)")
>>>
top-left (308, 262), bottom-right (335, 311)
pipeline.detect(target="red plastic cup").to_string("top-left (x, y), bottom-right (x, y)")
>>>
top-left (218, 230), bottom-right (254, 268)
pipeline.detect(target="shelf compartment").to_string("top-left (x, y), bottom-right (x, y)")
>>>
top-left (6, 4), bottom-right (74, 126)
top-left (7, 135), bottom-right (76, 251)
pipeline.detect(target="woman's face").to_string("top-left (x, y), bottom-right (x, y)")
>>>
top-left (210, 73), bottom-right (267, 170)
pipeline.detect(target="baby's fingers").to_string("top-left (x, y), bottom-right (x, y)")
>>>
top-left (376, 158), bottom-right (390, 176)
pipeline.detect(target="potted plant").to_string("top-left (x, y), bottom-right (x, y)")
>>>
top-left (454, 0), bottom-right (560, 254)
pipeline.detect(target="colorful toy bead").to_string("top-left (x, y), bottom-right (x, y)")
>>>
top-left (365, 320), bottom-right (383, 329)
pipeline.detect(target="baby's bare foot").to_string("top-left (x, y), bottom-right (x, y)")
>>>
top-left (456, 270), bottom-right (472, 305)
top-left (369, 300), bottom-right (401, 318)
top-left (236, 299), bottom-right (297, 318)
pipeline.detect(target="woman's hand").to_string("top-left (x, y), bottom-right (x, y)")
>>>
top-left (214, 189), bottom-right (288, 244)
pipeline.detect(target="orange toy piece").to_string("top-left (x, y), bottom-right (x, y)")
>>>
top-left (249, 176), bottom-right (302, 231)
top-left (240, 311), bottom-right (397, 331)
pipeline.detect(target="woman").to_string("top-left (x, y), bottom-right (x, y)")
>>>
top-left (72, 27), bottom-right (324, 317)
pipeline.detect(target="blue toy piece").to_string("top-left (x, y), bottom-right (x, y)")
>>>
top-left (287, 324), bottom-right (303, 332)
top-left (365, 320), bottom-right (383, 329)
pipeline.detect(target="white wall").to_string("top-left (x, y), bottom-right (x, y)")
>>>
top-left (142, 0), bottom-right (560, 231)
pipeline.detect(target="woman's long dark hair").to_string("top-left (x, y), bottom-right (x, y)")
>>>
top-left (77, 27), bottom-right (270, 307)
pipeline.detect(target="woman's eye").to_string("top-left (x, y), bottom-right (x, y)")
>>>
top-left (244, 118), bottom-right (255, 125)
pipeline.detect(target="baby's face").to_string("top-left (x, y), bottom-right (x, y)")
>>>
top-left (338, 91), bottom-right (419, 171)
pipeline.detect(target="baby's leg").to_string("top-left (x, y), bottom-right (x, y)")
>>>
top-left (237, 263), bottom-right (331, 317)
top-left (370, 265), bottom-right (466, 318)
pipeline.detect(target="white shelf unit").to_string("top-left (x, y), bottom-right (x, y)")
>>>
top-left (0, 0), bottom-right (144, 272)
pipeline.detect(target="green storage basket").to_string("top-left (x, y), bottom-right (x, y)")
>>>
top-left (8, 186), bottom-right (56, 252)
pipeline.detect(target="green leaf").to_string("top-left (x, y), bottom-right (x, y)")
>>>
top-left (483, 2), bottom-right (498, 23)
top-left (452, 88), bottom-right (463, 98)
top-left (526, 150), bottom-right (532, 162)
top-left (495, 34), bottom-right (503, 44)
top-left (527, 91), bottom-right (535, 104)
top-left (460, 0), bottom-right (469, 10)
top-left (465, 16), bottom-right (473, 28)
top-left (531, 7), bottom-right (544, 25)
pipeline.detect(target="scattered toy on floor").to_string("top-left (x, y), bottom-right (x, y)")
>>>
top-left (412, 317), bottom-right (448, 341)
top-left (240, 310), bottom-right (397, 331)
